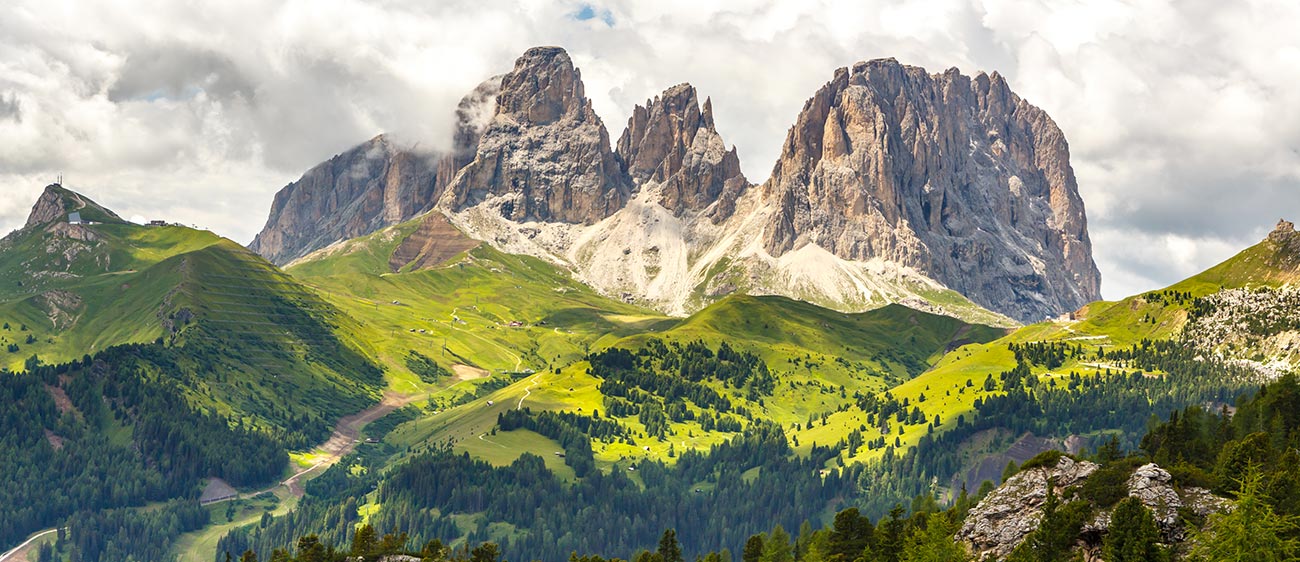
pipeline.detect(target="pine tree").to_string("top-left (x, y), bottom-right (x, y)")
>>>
top-left (352, 523), bottom-right (378, 555)
top-left (743, 535), bottom-right (765, 562)
top-left (874, 506), bottom-right (906, 562)
top-left (1189, 468), bottom-right (1300, 562)
top-left (829, 508), bottom-right (873, 562)
top-left (900, 513), bottom-right (968, 562)
top-left (658, 529), bottom-right (684, 562)
top-left (760, 525), bottom-right (793, 562)
top-left (1102, 497), bottom-right (1166, 562)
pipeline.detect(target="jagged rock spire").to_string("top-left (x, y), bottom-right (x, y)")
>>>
top-left (438, 46), bottom-right (629, 224)
top-left (616, 83), bottom-right (748, 219)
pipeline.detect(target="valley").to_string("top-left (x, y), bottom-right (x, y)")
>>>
top-left (2, 44), bottom-right (1298, 562)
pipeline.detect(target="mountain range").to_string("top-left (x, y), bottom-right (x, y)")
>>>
top-left (250, 46), bottom-right (1099, 324)
top-left (4, 45), bottom-right (1299, 562)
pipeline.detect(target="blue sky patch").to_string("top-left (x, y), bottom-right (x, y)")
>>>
top-left (572, 4), bottom-right (614, 26)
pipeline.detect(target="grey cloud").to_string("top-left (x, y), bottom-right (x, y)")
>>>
top-left (1, 0), bottom-right (1297, 302)
top-left (108, 45), bottom-right (254, 103)
top-left (0, 92), bottom-right (19, 122)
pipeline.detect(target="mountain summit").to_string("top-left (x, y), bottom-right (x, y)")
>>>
top-left (759, 59), bottom-right (1101, 321)
top-left (616, 83), bottom-right (747, 219)
top-left (255, 46), bottom-right (1102, 323)
top-left (437, 46), bottom-right (631, 224)
top-left (24, 183), bottom-right (123, 228)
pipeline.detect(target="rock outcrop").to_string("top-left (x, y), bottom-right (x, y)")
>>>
top-left (249, 135), bottom-right (445, 265)
top-left (760, 59), bottom-right (1101, 322)
top-left (250, 74), bottom-right (503, 266)
top-left (24, 184), bottom-right (122, 228)
top-left (959, 456), bottom-right (1098, 560)
top-left (958, 458), bottom-right (1229, 560)
top-left (616, 83), bottom-right (748, 220)
top-left (438, 46), bottom-right (630, 224)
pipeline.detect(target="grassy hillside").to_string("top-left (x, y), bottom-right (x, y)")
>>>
top-left (385, 294), bottom-right (1005, 473)
top-left (0, 193), bottom-right (384, 445)
top-left (861, 224), bottom-right (1300, 469)
top-left (0, 221), bottom-right (225, 369)
top-left (287, 217), bottom-right (676, 396)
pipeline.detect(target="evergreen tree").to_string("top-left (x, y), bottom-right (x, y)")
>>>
top-left (900, 513), bottom-right (968, 562)
top-left (352, 523), bottom-right (378, 555)
top-left (658, 529), bottom-right (684, 562)
top-left (802, 531), bottom-right (832, 562)
top-left (743, 535), bottom-right (765, 562)
top-left (828, 508), bottom-right (873, 562)
top-left (296, 535), bottom-right (326, 562)
top-left (1189, 468), bottom-right (1300, 562)
top-left (873, 506), bottom-right (906, 562)
top-left (760, 526), bottom-right (793, 562)
top-left (1102, 497), bottom-right (1166, 562)
top-left (471, 542), bottom-right (503, 562)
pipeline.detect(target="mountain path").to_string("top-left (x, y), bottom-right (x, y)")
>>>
top-left (0, 528), bottom-right (62, 562)
top-left (212, 391), bottom-right (422, 502)
top-left (517, 375), bottom-right (542, 410)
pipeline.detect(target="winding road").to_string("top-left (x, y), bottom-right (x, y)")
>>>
top-left (0, 528), bottom-right (63, 562)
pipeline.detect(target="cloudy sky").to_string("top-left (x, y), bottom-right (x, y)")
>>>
top-left (2, 0), bottom-right (1298, 299)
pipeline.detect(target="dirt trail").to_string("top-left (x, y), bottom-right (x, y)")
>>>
top-left (0, 528), bottom-right (61, 562)
top-left (1, 394), bottom-right (423, 561)
top-left (517, 375), bottom-right (542, 410)
top-left (216, 391), bottom-right (422, 501)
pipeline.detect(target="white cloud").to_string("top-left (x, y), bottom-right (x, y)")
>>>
top-left (1, 0), bottom-right (1298, 301)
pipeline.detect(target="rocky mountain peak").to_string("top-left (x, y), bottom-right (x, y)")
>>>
top-left (496, 46), bottom-right (586, 126)
top-left (25, 184), bottom-right (122, 229)
top-left (616, 83), bottom-right (747, 219)
top-left (26, 184), bottom-right (74, 227)
top-left (439, 46), bottom-right (629, 224)
top-left (1269, 218), bottom-right (1296, 242)
top-left (248, 133), bottom-right (451, 265)
top-left (760, 59), bottom-right (1101, 322)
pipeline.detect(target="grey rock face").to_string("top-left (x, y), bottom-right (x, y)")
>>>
top-left (439, 46), bottom-right (631, 225)
top-left (249, 75), bottom-right (502, 266)
top-left (25, 185), bottom-right (73, 228)
top-left (959, 459), bottom-right (1230, 560)
top-left (761, 59), bottom-right (1101, 322)
top-left (959, 457), bottom-right (1098, 560)
top-left (248, 135), bottom-right (443, 265)
top-left (1083, 463), bottom-right (1229, 543)
top-left (439, 46), bottom-right (630, 224)
top-left (616, 83), bottom-right (748, 220)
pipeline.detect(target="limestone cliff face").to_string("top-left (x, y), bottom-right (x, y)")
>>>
top-left (761, 59), bottom-right (1101, 322)
top-left (438, 46), bottom-right (630, 224)
top-left (257, 48), bottom-right (1104, 324)
top-left (616, 84), bottom-right (748, 220)
top-left (248, 135), bottom-right (443, 265)
top-left (249, 75), bottom-right (502, 266)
